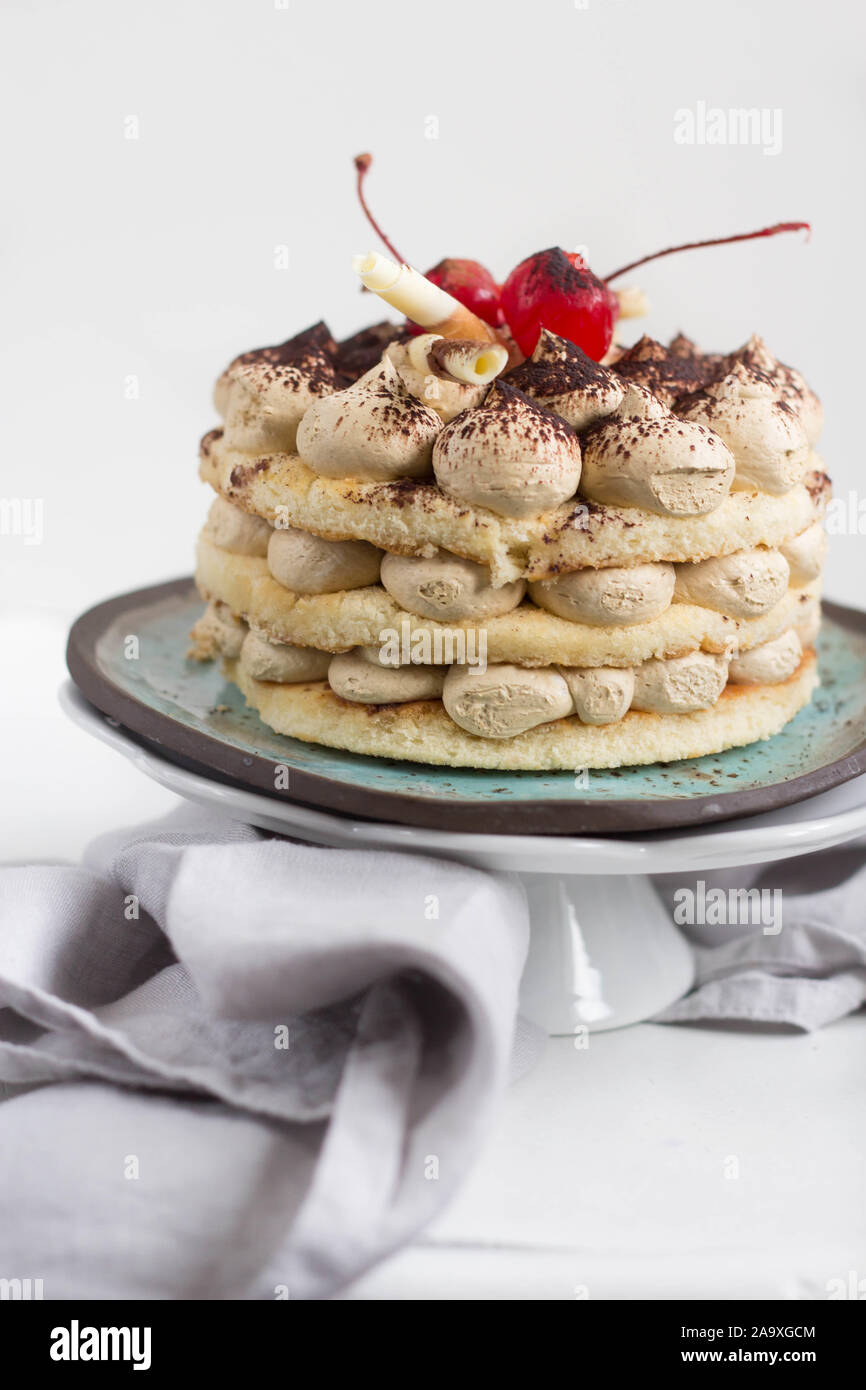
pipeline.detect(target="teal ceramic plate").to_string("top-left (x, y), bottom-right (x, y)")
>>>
top-left (66, 579), bottom-right (866, 836)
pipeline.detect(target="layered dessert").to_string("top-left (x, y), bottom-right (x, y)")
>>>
top-left (190, 190), bottom-right (826, 771)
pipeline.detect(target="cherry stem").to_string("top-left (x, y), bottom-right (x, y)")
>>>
top-left (604, 221), bottom-right (811, 284)
top-left (353, 153), bottom-right (407, 266)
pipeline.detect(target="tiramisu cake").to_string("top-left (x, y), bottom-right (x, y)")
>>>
top-left (191, 196), bottom-right (827, 771)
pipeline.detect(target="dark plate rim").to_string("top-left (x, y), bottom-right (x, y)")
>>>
top-left (65, 577), bottom-right (866, 837)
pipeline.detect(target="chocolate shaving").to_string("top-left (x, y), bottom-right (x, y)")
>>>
top-left (505, 335), bottom-right (617, 400)
top-left (613, 334), bottom-right (714, 404)
top-left (333, 321), bottom-right (408, 384)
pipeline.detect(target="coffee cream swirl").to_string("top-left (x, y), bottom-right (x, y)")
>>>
top-left (380, 550), bottom-right (525, 621)
top-left (433, 381), bottom-right (581, 518)
top-left (529, 562), bottom-right (674, 627)
top-left (505, 329), bottom-right (624, 429)
top-left (443, 663), bottom-right (573, 738)
top-left (558, 665), bottom-right (635, 725)
top-left (297, 356), bottom-right (442, 480)
top-left (727, 334), bottom-right (823, 446)
top-left (728, 628), bottom-right (802, 685)
top-left (679, 362), bottom-right (810, 495)
top-left (779, 522), bottom-right (827, 585)
top-left (632, 651), bottom-right (729, 714)
top-left (581, 389), bottom-right (736, 515)
top-left (328, 649), bottom-right (446, 703)
top-left (673, 547), bottom-right (789, 619)
top-left (205, 496), bottom-right (271, 557)
top-left (268, 527), bottom-right (382, 594)
top-left (217, 322), bottom-right (339, 454)
top-left (241, 630), bottom-right (332, 682)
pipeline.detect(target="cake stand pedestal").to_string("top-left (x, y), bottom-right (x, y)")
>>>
top-left (517, 873), bottom-right (694, 1033)
top-left (60, 682), bottom-right (866, 1034)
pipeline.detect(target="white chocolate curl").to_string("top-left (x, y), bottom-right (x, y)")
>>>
top-left (429, 339), bottom-right (509, 385)
top-left (615, 286), bottom-right (650, 319)
top-left (443, 663), bottom-right (573, 739)
top-left (387, 338), bottom-right (484, 422)
top-left (559, 666), bottom-right (635, 725)
top-left (529, 563), bottom-right (675, 628)
top-left (403, 332), bottom-right (507, 386)
top-left (353, 252), bottom-right (498, 342)
top-left (406, 334), bottom-right (444, 375)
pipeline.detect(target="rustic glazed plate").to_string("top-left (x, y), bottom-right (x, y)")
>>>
top-left (66, 578), bottom-right (866, 835)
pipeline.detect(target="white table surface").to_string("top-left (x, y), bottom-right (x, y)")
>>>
top-left (4, 608), bottom-right (865, 1301)
top-left (1, 607), bottom-right (177, 864)
top-left (342, 1018), bottom-right (866, 1300)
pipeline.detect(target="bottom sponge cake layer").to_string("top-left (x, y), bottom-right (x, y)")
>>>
top-left (221, 649), bottom-right (818, 772)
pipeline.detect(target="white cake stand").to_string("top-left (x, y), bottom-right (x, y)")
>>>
top-left (61, 682), bottom-right (866, 1035)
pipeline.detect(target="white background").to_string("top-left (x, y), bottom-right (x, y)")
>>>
top-left (2, 0), bottom-right (865, 857)
top-left (1, 3), bottom-right (864, 1304)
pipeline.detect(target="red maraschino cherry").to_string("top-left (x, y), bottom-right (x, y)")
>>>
top-left (501, 223), bottom-right (811, 362)
top-left (354, 154), bottom-right (503, 329)
top-left (500, 248), bottom-right (618, 361)
top-left (425, 258), bottom-right (504, 328)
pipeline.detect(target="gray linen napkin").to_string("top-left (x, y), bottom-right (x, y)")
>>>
top-left (1, 807), bottom-right (863, 1300)
top-left (652, 847), bottom-right (866, 1029)
top-left (0, 807), bottom-right (530, 1300)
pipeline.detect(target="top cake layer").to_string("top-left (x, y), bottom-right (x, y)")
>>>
top-left (202, 320), bottom-right (826, 585)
